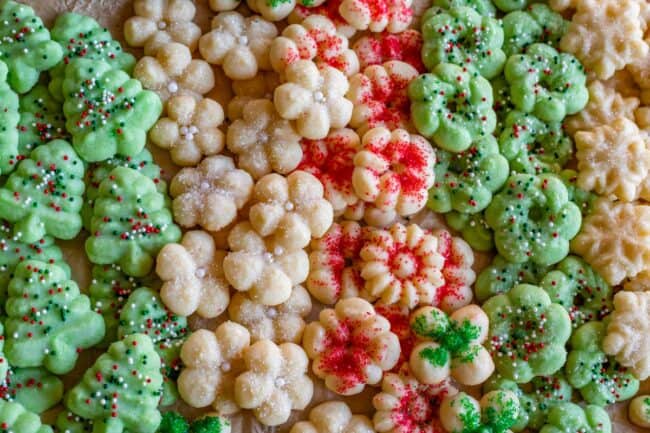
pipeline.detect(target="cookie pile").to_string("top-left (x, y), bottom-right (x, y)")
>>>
top-left (0, 0), bottom-right (649, 432)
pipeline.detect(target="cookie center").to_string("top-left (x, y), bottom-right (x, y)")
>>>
top-left (180, 125), bottom-right (199, 141)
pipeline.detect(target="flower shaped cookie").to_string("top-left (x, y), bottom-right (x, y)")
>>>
top-left (234, 340), bottom-right (313, 426)
top-left (227, 99), bottom-right (303, 179)
top-left (339, 0), bottom-right (414, 33)
top-left (360, 223), bottom-right (445, 309)
top-left (440, 390), bottom-right (521, 433)
top-left (199, 12), bottom-right (277, 81)
top-left (502, 4), bottom-right (567, 57)
top-left (410, 305), bottom-right (493, 386)
top-left (303, 298), bottom-right (400, 395)
top-left (297, 128), bottom-right (361, 216)
top-left (603, 291), bottom-right (650, 380)
top-left (170, 155), bottom-right (253, 232)
top-left (291, 401), bottom-right (375, 433)
top-left (177, 321), bottom-right (250, 412)
top-left (375, 304), bottom-right (417, 370)
top-left (409, 63), bottom-right (496, 152)
top-left (124, 0), bottom-right (202, 55)
top-left (228, 285), bottom-right (312, 343)
top-left (560, 0), bottom-right (648, 80)
top-left (270, 15), bottom-right (359, 77)
top-left (290, 0), bottom-right (357, 39)
top-left (223, 221), bottom-right (309, 306)
top-left (422, 6), bottom-right (506, 79)
top-left (445, 211), bottom-right (495, 253)
top-left (227, 72), bottom-right (280, 120)
top-left (539, 403), bottom-right (611, 433)
top-left (274, 60), bottom-right (353, 140)
top-left (134, 42), bottom-right (215, 102)
top-left (575, 117), bottom-right (650, 202)
top-left (629, 396), bottom-right (650, 428)
top-left (484, 284), bottom-right (572, 383)
top-left (353, 30), bottom-right (425, 72)
top-left (348, 61), bottom-right (419, 134)
top-left (149, 96), bottom-right (225, 166)
top-left (249, 171), bottom-right (334, 251)
top-left (307, 221), bottom-right (366, 305)
top-left (373, 370), bottom-right (456, 433)
top-left (156, 230), bottom-right (230, 319)
top-left (428, 135), bottom-right (509, 214)
top-left (353, 128), bottom-right (435, 223)
top-left (504, 43), bottom-right (588, 123)
top-left (433, 229), bottom-right (475, 312)
top-left (572, 198), bottom-right (650, 286)
top-left (485, 173), bottom-right (582, 266)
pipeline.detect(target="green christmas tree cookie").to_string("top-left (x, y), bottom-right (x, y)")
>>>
top-left (0, 59), bottom-right (20, 176)
top-left (3, 367), bottom-right (64, 414)
top-left (422, 7), bottom-right (506, 79)
top-left (441, 390), bottom-right (520, 433)
top-left (428, 135), bottom-right (509, 214)
top-left (485, 173), bottom-right (582, 266)
top-left (0, 1), bottom-right (63, 94)
top-left (62, 59), bottom-right (162, 162)
top-left (539, 402), bottom-right (611, 433)
top-left (49, 13), bottom-right (136, 102)
top-left (446, 211), bottom-right (494, 252)
top-left (540, 256), bottom-right (612, 328)
top-left (0, 399), bottom-right (52, 433)
top-left (0, 139), bottom-right (85, 243)
top-left (565, 321), bottom-right (639, 406)
top-left (117, 287), bottom-right (188, 406)
top-left (85, 166), bottom-right (181, 277)
top-left (65, 333), bottom-right (163, 433)
top-left (502, 4), bottom-right (567, 57)
top-left (5, 260), bottom-right (105, 375)
top-left (475, 255), bottom-right (549, 302)
top-left (483, 284), bottom-right (572, 383)
top-left (484, 374), bottom-right (572, 431)
top-left (498, 111), bottom-right (573, 174)
top-left (82, 149), bottom-right (167, 230)
top-left (505, 43), bottom-right (588, 123)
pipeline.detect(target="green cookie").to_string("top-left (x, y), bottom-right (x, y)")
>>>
top-left (0, 59), bottom-right (20, 176)
top-left (475, 255), bottom-right (549, 302)
top-left (485, 173), bottom-right (582, 266)
top-left (559, 169), bottom-right (596, 216)
top-left (540, 256), bottom-right (612, 328)
top-left (0, 399), bottom-right (52, 433)
top-left (85, 166), bottom-right (181, 277)
top-left (0, 322), bottom-right (7, 387)
top-left (65, 334), bottom-right (163, 433)
top-left (444, 390), bottom-right (520, 433)
top-left (483, 284), bottom-right (572, 383)
top-left (565, 321), bottom-right (639, 406)
top-left (498, 111), bottom-right (572, 174)
top-left (158, 412), bottom-right (232, 433)
top-left (0, 1), bottom-right (63, 93)
top-left (4, 367), bottom-right (64, 413)
top-left (117, 287), bottom-right (188, 407)
top-left (428, 135), bottom-right (509, 214)
top-left (5, 260), bottom-right (105, 375)
top-left (540, 402), bottom-right (611, 433)
top-left (502, 4), bottom-right (567, 57)
top-left (62, 58), bottom-right (162, 162)
top-left (505, 43), bottom-right (588, 123)
top-left (492, 77), bottom-right (515, 135)
top-left (431, 0), bottom-right (497, 16)
top-left (49, 13), bottom-right (136, 102)
top-left (55, 411), bottom-right (95, 433)
top-left (446, 211), bottom-right (494, 252)
top-left (493, 0), bottom-right (528, 12)
top-left (409, 63), bottom-right (496, 152)
top-left (422, 7), bottom-right (505, 79)
top-left (82, 149), bottom-right (167, 230)
top-left (0, 139), bottom-right (85, 243)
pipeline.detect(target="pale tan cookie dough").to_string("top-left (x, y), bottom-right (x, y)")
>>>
top-left (604, 291), bottom-right (650, 380)
top-left (248, 171), bottom-right (334, 251)
top-left (124, 0), bottom-right (202, 55)
top-left (149, 95), bottom-right (225, 166)
top-left (270, 15), bottom-right (359, 77)
top-left (228, 285), bottom-right (312, 344)
top-left (170, 155), bottom-right (254, 232)
top-left (177, 321), bottom-right (250, 413)
top-left (156, 230), bottom-right (230, 318)
top-left (223, 221), bottom-right (310, 306)
top-left (303, 297), bottom-right (401, 395)
top-left (228, 72), bottom-right (280, 120)
top-left (199, 11), bottom-right (277, 81)
top-left (227, 98), bottom-right (303, 179)
top-left (629, 395), bottom-right (650, 428)
top-left (234, 340), bottom-right (313, 426)
top-left (571, 198), bottom-right (650, 286)
top-left (208, 0), bottom-right (241, 12)
top-left (290, 401), bottom-right (375, 433)
top-left (274, 59), bottom-right (353, 140)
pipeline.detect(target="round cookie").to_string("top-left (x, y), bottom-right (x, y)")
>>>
top-left (502, 4), bottom-right (567, 56)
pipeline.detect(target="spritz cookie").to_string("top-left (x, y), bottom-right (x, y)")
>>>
top-left (339, 0), bottom-right (414, 33)
top-left (291, 401), bottom-right (374, 433)
top-left (353, 30), bottom-right (424, 72)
